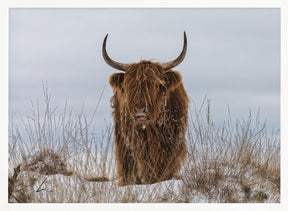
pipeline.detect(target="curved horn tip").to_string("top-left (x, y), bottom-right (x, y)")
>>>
top-left (161, 31), bottom-right (187, 70)
top-left (102, 33), bottom-right (128, 72)
top-left (104, 33), bottom-right (109, 41)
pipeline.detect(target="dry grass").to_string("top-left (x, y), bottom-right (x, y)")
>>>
top-left (8, 88), bottom-right (280, 203)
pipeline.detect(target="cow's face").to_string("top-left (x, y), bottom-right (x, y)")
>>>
top-left (109, 61), bottom-right (182, 124)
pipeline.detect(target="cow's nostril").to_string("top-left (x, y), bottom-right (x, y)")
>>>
top-left (135, 107), bottom-right (147, 113)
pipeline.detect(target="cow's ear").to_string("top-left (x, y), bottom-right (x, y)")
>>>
top-left (109, 73), bottom-right (124, 90)
top-left (164, 71), bottom-right (182, 90)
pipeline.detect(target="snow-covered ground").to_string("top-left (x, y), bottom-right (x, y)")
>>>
top-left (9, 151), bottom-right (280, 203)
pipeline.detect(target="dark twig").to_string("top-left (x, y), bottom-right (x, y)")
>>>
top-left (36, 177), bottom-right (48, 192)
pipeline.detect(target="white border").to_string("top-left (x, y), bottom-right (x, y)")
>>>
top-left (3, 0), bottom-right (286, 8)
top-left (1, 1), bottom-right (287, 211)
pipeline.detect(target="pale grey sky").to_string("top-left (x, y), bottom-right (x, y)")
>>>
top-left (9, 8), bottom-right (280, 132)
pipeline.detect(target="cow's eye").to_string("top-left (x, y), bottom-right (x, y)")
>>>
top-left (155, 84), bottom-right (162, 89)
top-left (158, 84), bottom-right (165, 90)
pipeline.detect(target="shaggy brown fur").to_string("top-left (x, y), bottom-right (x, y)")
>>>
top-left (109, 60), bottom-right (189, 186)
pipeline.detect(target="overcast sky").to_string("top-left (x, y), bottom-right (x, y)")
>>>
top-left (9, 8), bottom-right (280, 133)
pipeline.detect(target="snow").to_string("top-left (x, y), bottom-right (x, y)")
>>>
top-left (9, 151), bottom-right (280, 203)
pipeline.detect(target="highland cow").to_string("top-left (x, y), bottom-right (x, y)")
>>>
top-left (102, 32), bottom-right (189, 186)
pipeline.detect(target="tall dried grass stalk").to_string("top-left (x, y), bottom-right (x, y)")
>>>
top-left (8, 88), bottom-right (280, 203)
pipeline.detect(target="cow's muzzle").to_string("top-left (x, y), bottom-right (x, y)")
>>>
top-left (134, 107), bottom-right (149, 121)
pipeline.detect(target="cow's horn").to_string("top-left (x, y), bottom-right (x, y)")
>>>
top-left (102, 34), bottom-right (128, 72)
top-left (161, 31), bottom-right (187, 71)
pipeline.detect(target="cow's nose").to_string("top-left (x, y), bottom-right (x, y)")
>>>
top-left (135, 107), bottom-right (147, 113)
